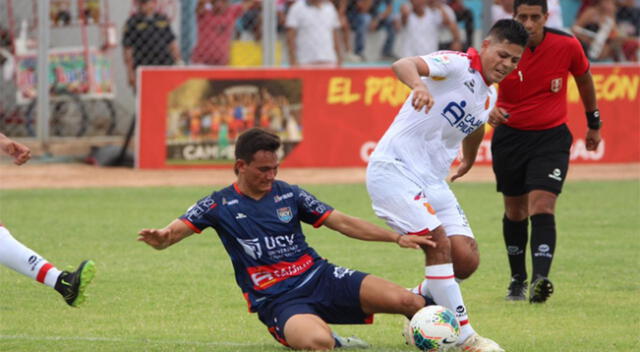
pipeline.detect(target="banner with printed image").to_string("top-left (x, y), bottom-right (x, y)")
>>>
top-left (137, 65), bottom-right (639, 168)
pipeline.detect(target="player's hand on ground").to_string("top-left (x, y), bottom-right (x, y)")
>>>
top-left (450, 160), bottom-right (472, 182)
top-left (585, 128), bottom-right (601, 151)
top-left (138, 228), bottom-right (171, 250)
top-left (397, 235), bottom-right (436, 249)
top-left (487, 106), bottom-right (509, 128)
top-left (411, 86), bottom-right (434, 113)
top-left (3, 140), bottom-right (31, 165)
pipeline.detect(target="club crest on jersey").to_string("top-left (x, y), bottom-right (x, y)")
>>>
top-left (550, 78), bottom-right (562, 93)
top-left (277, 207), bottom-right (293, 223)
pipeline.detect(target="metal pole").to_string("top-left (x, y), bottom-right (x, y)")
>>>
top-left (262, 0), bottom-right (277, 66)
top-left (36, 0), bottom-right (50, 149)
top-left (482, 0), bottom-right (494, 37)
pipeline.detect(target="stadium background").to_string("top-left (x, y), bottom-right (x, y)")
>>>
top-left (0, 1), bottom-right (639, 351)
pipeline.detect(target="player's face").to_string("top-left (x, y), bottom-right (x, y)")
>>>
top-left (513, 4), bottom-right (548, 46)
top-left (239, 150), bottom-right (279, 196)
top-left (480, 39), bottom-right (523, 84)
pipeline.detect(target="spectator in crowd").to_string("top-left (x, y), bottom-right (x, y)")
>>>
top-left (236, 0), bottom-right (262, 41)
top-left (191, 0), bottom-right (254, 65)
top-left (492, 0), bottom-right (563, 29)
top-left (332, 0), bottom-right (362, 62)
top-left (286, 0), bottom-right (342, 66)
top-left (616, 0), bottom-right (640, 61)
top-left (492, 0), bottom-right (514, 22)
top-left (122, 0), bottom-right (181, 89)
top-left (437, 0), bottom-right (464, 50)
top-left (447, 0), bottom-right (474, 50)
top-left (573, 0), bottom-right (624, 61)
top-left (347, 0), bottom-right (397, 61)
top-left (398, 0), bottom-right (461, 57)
top-left (545, 0), bottom-right (564, 29)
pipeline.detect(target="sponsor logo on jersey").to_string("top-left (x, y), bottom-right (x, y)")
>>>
top-left (235, 212), bottom-right (247, 219)
top-left (550, 78), bottom-right (563, 93)
top-left (277, 207), bottom-right (293, 223)
top-left (185, 197), bottom-right (216, 222)
top-left (464, 79), bottom-right (475, 93)
top-left (223, 197), bottom-right (239, 206)
top-left (274, 192), bottom-right (294, 203)
top-left (441, 100), bottom-right (483, 135)
top-left (432, 55), bottom-right (450, 64)
top-left (298, 190), bottom-right (328, 215)
top-left (238, 238), bottom-right (263, 260)
top-left (247, 254), bottom-right (315, 290)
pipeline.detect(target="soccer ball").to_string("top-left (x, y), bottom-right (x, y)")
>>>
top-left (409, 305), bottom-right (460, 351)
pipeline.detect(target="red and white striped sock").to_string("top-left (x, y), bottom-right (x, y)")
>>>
top-left (424, 263), bottom-right (475, 342)
top-left (0, 226), bottom-right (62, 288)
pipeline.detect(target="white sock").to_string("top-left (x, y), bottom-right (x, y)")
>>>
top-left (424, 264), bottom-right (475, 343)
top-left (0, 226), bottom-right (61, 288)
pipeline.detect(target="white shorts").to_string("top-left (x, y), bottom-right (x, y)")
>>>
top-left (366, 159), bottom-right (474, 238)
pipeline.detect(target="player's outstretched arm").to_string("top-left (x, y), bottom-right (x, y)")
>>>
top-left (0, 132), bottom-right (31, 165)
top-left (323, 210), bottom-right (436, 249)
top-left (138, 219), bottom-right (194, 250)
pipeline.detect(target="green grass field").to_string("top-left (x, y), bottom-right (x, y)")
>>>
top-left (1, 180), bottom-right (638, 351)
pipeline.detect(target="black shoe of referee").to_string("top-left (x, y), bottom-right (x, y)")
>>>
top-left (529, 276), bottom-right (554, 304)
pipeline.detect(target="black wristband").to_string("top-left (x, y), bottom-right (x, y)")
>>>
top-left (586, 110), bottom-right (602, 130)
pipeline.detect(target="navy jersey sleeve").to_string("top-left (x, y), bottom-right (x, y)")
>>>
top-left (293, 186), bottom-right (334, 228)
top-left (179, 194), bottom-right (218, 233)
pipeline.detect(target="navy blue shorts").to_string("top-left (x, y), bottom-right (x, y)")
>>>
top-left (257, 262), bottom-right (372, 347)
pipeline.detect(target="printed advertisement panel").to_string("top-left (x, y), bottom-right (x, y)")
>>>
top-left (137, 65), bottom-right (639, 169)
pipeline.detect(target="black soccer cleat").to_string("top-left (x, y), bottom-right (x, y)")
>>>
top-left (505, 277), bottom-right (527, 301)
top-left (529, 276), bottom-right (554, 304)
top-left (55, 260), bottom-right (96, 307)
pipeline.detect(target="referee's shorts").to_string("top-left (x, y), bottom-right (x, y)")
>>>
top-left (491, 123), bottom-right (573, 196)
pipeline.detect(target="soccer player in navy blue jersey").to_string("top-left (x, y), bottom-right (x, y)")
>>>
top-left (138, 128), bottom-right (436, 350)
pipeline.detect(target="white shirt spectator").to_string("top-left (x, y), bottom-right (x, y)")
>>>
top-left (401, 6), bottom-right (443, 57)
top-left (546, 0), bottom-right (564, 30)
top-left (285, 0), bottom-right (340, 65)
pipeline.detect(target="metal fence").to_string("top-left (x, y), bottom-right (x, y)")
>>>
top-left (1, 0), bottom-right (637, 140)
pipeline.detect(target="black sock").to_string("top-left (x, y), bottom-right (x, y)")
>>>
top-left (503, 215), bottom-right (528, 281)
top-left (530, 213), bottom-right (556, 280)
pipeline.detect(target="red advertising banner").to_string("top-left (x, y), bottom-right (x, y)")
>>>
top-left (137, 65), bottom-right (639, 169)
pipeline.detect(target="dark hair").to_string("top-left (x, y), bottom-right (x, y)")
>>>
top-left (487, 19), bottom-right (529, 47)
top-left (514, 0), bottom-right (548, 14)
top-left (235, 128), bottom-right (281, 164)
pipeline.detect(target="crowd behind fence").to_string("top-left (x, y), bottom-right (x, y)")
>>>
top-left (0, 0), bottom-right (638, 139)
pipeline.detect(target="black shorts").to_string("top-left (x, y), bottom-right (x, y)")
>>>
top-left (257, 262), bottom-right (372, 347)
top-left (491, 123), bottom-right (573, 196)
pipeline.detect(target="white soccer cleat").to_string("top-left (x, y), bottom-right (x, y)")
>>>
top-left (456, 333), bottom-right (504, 352)
top-left (333, 333), bottom-right (370, 349)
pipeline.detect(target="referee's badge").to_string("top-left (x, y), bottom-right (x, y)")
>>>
top-left (550, 78), bottom-right (563, 93)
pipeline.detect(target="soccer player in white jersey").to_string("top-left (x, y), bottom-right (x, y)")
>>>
top-left (0, 132), bottom-right (96, 307)
top-left (366, 19), bottom-right (528, 352)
